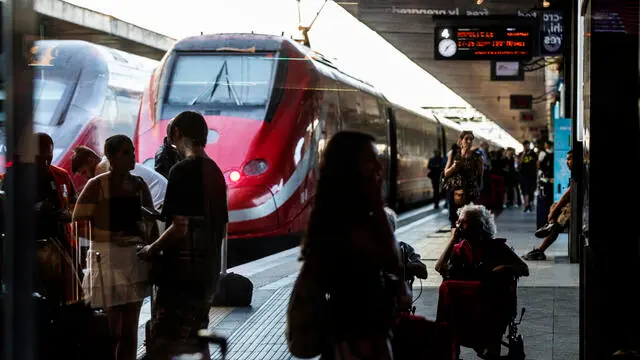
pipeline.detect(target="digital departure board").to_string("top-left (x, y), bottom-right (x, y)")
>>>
top-left (434, 26), bottom-right (534, 60)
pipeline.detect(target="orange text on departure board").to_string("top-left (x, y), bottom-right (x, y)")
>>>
top-left (457, 40), bottom-right (528, 48)
top-left (457, 31), bottom-right (495, 38)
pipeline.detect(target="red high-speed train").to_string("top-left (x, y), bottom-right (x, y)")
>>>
top-left (134, 33), bottom-right (497, 241)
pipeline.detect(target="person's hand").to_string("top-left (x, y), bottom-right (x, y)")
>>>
top-left (137, 245), bottom-right (155, 261)
top-left (492, 265), bottom-right (507, 273)
top-left (451, 160), bottom-right (459, 171)
top-left (451, 227), bottom-right (458, 239)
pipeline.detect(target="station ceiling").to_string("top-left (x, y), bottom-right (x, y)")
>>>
top-left (338, 0), bottom-right (554, 142)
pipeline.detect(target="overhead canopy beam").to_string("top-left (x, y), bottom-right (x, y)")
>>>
top-left (34, 0), bottom-right (175, 60)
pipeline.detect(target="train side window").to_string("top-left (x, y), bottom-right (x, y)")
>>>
top-left (114, 93), bottom-right (142, 138)
top-left (340, 90), bottom-right (390, 200)
top-left (100, 90), bottom-right (117, 126)
top-left (339, 89), bottom-right (362, 127)
top-left (97, 88), bottom-right (140, 143)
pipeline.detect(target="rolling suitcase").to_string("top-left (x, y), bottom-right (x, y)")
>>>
top-left (70, 220), bottom-right (115, 360)
top-left (212, 228), bottom-right (253, 307)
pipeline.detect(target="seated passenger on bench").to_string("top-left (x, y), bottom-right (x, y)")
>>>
top-left (523, 150), bottom-right (573, 261)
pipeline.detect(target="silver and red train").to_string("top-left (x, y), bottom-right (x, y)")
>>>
top-left (134, 33), bottom-right (498, 241)
top-left (0, 40), bottom-right (158, 189)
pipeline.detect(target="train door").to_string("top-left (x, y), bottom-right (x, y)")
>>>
top-left (386, 106), bottom-right (398, 211)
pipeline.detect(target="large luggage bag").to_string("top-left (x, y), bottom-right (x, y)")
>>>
top-left (212, 228), bottom-right (253, 307)
top-left (212, 271), bottom-right (253, 307)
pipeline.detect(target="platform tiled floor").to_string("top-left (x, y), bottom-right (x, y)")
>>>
top-left (136, 205), bottom-right (580, 360)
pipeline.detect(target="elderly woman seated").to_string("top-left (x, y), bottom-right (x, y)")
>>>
top-left (434, 204), bottom-right (529, 359)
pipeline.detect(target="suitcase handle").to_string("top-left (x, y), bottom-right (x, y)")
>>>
top-left (95, 252), bottom-right (108, 309)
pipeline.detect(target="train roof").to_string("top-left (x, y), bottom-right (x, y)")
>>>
top-left (389, 102), bottom-right (440, 125)
top-left (33, 40), bottom-right (158, 92)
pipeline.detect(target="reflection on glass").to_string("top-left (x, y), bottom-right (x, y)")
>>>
top-left (34, 78), bottom-right (68, 126)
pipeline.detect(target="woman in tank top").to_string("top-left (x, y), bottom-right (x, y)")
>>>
top-left (73, 135), bottom-right (154, 360)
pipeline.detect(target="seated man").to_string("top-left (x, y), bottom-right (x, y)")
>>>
top-left (435, 204), bottom-right (529, 359)
top-left (523, 150), bottom-right (573, 261)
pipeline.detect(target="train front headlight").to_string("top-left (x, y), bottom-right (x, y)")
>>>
top-left (229, 170), bottom-right (241, 182)
top-left (243, 159), bottom-right (268, 176)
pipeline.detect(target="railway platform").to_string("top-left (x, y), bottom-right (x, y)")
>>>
top-left (136, 204), bottom-right (579, 360)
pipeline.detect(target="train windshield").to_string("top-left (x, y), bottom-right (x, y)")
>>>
top-left (33, 76), bottom-right (69, 126)
top-left (162, 53), bottom-right (276, 120)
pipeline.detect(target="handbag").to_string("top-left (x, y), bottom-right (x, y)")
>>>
top-left (286, 258), bottom-right (329, 359)
top-left (453, 189), bottom-right (466, 206)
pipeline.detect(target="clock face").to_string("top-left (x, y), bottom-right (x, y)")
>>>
top-left (438, 39), bottom-right (457, 58)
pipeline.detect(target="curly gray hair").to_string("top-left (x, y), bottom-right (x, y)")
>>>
top-left (457, 203), bottom-right (497, 238)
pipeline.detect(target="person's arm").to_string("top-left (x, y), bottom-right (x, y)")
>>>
top-left (144, 215), bottom-right (188, 256)
top-left (435, 229), bottom-right (458, 275)
top-left (72, 178), bottom-right (99, 222)
top-left (139, 166), bottom-right (187, 256)
top-left (549, 184), bottom-right (571, 219)
top-left (557, 184), bottom-right (571, 208)
top-left (407, 252), bottom-right (428, 279)
top-left (72, 178), bottom-right (100, 238)
top-left (443, 152), bottom-right (456, 178)
top-left (137, 179), bottom-right (161, 241)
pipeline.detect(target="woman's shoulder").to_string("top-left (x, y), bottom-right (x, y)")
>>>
top-left (90, 173), bottom-right (110, 186)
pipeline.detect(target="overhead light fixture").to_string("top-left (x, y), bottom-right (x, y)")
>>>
top-left (543, 0), bottom-right (551, 7)
top-left (476, 0), bottom-right (484, 4)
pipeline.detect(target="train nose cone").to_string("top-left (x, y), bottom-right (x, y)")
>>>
top-left (227, 185), bottom-right (280, 236)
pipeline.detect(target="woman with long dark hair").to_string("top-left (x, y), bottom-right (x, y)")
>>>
top-left (301, 131), bottom-right (405, 360)
top-left (442, 131), bottom-right (484, 229)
